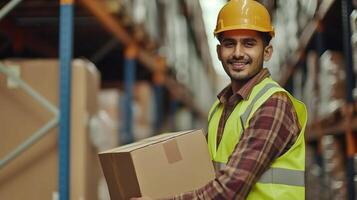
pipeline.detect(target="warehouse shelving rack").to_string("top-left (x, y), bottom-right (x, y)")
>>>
top-left (0, 0), bottom-right (73, 199)
top-left (283, 0), bottom-right (357, 143)
top-left (277, 0), bottom-right (356, 199)
top-left (278, 0), bottom-right (335, 86)
top-left (78, 0), bottom-right (210, 118)
top-left (0, 1), bottom-right (214, 200)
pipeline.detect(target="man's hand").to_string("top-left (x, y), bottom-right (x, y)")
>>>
top-left (130, 197), bottom-right (153, 200)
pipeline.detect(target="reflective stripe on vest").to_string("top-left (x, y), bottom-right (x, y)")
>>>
top-left (259, 168), bottom-right (304, 186)
top-left (240, 83), bottom-right (278, 129)
top-left (208, 82), bottom-right (279, 130)
top-left (213, 160), bottom-right (227, 171)
top-left (213, 161), bottom-right (304, 186)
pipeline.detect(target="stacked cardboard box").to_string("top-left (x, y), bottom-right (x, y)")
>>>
top-left (96, 89), bottom-right (120, 149)
top-left (99, 81), bottom-right (155, 144)
top-left (132, 82), bottom-right (155, 140)
top-left (0, 59), bottom-right (102, 200)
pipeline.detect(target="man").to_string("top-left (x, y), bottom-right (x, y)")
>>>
top-left (134, 0), bottom-right (307, 199)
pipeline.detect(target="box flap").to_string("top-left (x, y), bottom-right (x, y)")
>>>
top-left (99, 130), bottom-right (196, 153)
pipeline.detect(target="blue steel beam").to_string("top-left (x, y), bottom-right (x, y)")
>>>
top-left (170, 100), bottom-right (178, 131)
top-left (153, 85), bottom-right (163, 132)
top-left (122, 46), bottom-right (137, 144)
top-left (59, 0), bottom-right (74, 200)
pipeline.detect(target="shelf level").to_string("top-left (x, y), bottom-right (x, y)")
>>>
top-left (305, 103), bottom-right (357, 142)
top-left (279, 0), bottom-right (336, 86)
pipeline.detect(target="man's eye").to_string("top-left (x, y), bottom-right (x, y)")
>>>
top-left (223, 42), bottom-right (234, 47)
top-left (245, 42), bottom-right (254, 47)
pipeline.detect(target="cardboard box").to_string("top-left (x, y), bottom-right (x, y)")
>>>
top-left (99, 129), bottom-right (215, 200)
top-left (0, 58), bottom-right (102, 200)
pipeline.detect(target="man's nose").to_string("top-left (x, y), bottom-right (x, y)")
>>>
top-left (233, 44), bottom-right (244, 58)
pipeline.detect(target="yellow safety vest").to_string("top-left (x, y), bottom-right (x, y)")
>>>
top-left (208, 77), bottom-right (307, 200)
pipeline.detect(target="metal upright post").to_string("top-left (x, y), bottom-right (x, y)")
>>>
top-left (342, 0), bottom-right (356, 199)
top-left (170, 99), bottom-right (178, 131)
top-left (0, 0), bottom-right (23, 20)
top-left (153, 85), bottom-right (163, 132)
top-left (191, 111), bottom-right (197, 129)
top-left (153, 57), bottom-right (166, 132)
top-left (123, 45), bottom-right (137, 144)
top-left (342, 0), bottom-right (356, 96)
top-left (59, 0), bottom-right (74, 199)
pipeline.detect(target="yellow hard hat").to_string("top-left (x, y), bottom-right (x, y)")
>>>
top-left (214, 0), bottom-right (275, 37)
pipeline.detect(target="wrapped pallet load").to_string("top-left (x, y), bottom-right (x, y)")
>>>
top-left (321, 135), bottom-right (348, 200)
top-left (0, 59), bottom-right (103, 200)
top-left (351, 10), bottom-right (357, 96)
top-left (318, 51), bottom-right (346, 118)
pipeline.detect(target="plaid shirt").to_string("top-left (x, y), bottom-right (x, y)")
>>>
top-left (169, 68), bottom-right (300, 200)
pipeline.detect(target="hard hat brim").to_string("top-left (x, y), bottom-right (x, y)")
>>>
top-left (214, 25), bottom-right (275, 38)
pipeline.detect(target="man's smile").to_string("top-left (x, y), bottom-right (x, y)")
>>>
top-left (228, 59), bottom-right (251, 70)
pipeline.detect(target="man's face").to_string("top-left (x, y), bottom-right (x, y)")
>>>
top-left (217, 30), bottom-right (272, 82)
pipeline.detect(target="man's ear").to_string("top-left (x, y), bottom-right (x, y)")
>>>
top-left (263, 44), bottom-right (273, 61)
top-left (217, 44), bottom-right (222, 61)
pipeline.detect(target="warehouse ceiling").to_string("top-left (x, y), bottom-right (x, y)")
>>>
top-left (0, 0), bottom-right (153, 84)
top-left (0, 0), bottom-right (343, 73)
top-left (0, 0), bottom-right (219, 118)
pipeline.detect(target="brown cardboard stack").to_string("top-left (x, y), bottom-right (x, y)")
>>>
top-left (0, 59), bottom-right (102, 200)
top-left (99, 81), bottom-right (155, 143)
top-left (132, 81), bottom-right (155, 140)
top-left (99, 129), bottom-right (215, 200)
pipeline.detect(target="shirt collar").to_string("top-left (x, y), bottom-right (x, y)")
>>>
top-left (217, 68), bottom-right (271, 103)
